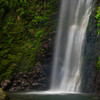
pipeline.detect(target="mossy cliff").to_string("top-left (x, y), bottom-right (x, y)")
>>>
top-left (96, 1), bottom-right (100, 70)
top-left (1, 0), bottom-right (100, 93)
top-left (0, 0), bottom-right (59, 80)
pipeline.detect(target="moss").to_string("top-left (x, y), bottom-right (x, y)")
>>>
top-left (97, 57), bottom-right (100, 70)
top-left (0, 0), bottom-right (59, 80)
top-left (95, 5), bottom-right (100, 35)
top-left (0, 88), bottom-right (7, 100)
top-left (96, 3), bottom-right (100, 70)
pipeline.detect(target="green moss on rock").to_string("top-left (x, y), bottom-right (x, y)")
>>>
top-left (0, 0), bottom-right (59, 80)
top-left (96, 2), bottom-right (100, 70)
top-left (0, 88), bottom-right (8, 100)
top-left (95, 5), bottom-right (100, 35)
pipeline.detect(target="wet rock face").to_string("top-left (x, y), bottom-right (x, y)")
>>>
top-left (1, 62), bottom-right (48, 91)
top-left (0, 56), bottom-right (52, 92)
top-left (0, 88), bottom-right (9, 100)
top-left (87, 66), bottom-right (100, 93)
top-left (82, 0), bottom-right (100, 93)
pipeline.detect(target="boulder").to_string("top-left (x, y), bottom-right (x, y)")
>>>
top-left (1, 80), bottom-right (12, 90)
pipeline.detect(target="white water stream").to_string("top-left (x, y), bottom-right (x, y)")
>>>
top-left (26, 0), bottom-right (93, 95)
top-left (50, 0), bottom-right (93, 93)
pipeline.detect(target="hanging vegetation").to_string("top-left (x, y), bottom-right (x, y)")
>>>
top-left (0, 0), bottom-right (59, 80)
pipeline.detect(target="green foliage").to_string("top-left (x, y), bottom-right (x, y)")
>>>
top-left (95, 6), bottom-right (100, 35)
top-left (96, 4), bottom-right (100, 71)
top-left (0, 0), bottom-right (59, 80)
top-left (97, 57), bottom-right (100, 70)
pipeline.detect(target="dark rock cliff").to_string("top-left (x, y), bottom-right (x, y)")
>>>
top-left (82, 0), bottom-right (100, 93)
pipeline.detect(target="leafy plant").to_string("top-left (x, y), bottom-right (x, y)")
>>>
top-left (95, 6), bottom-right (100, 35)
top-left (0, 0), bottom-right (59, 80)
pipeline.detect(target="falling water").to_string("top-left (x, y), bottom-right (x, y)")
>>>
top-left (50, 0), bottom-right (93, 93)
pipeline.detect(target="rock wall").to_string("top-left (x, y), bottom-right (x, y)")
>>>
top-left (82, 0), bottom-right (100, 93)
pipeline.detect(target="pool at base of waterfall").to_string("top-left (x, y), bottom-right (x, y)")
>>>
top-left (8, 92), bottom-right (100, 100)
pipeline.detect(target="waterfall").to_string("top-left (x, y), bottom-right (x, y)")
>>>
top-left (50, 0), bottom-right (93, 93)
